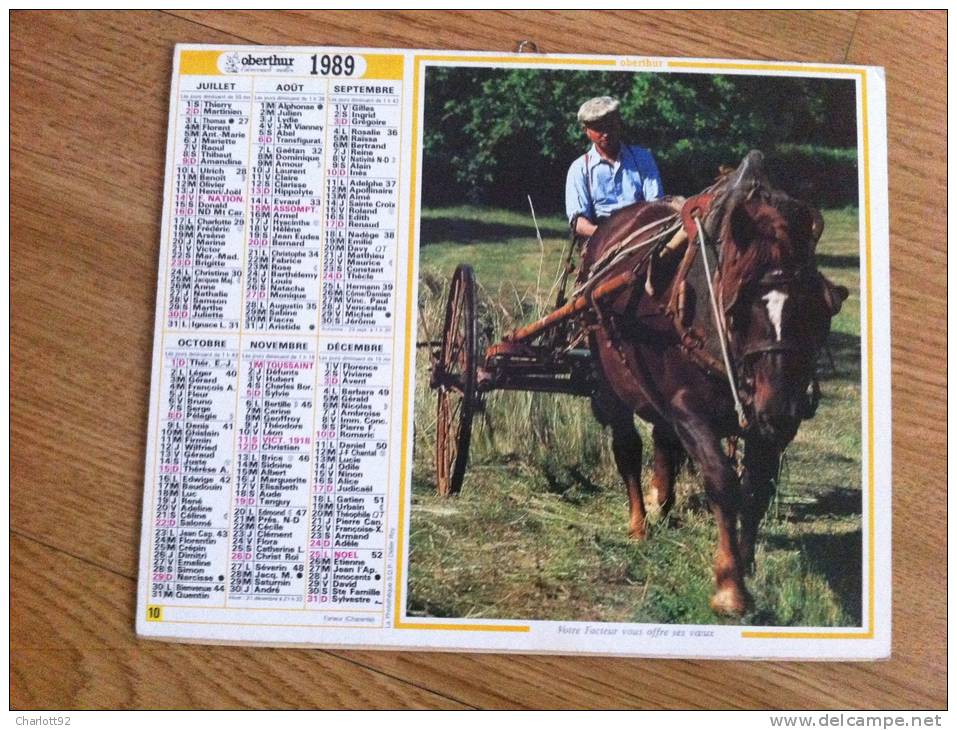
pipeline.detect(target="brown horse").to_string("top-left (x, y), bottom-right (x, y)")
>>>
top-left (583, 150), bottom-right (847, 615)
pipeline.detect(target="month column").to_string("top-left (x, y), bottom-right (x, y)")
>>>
top-left (230, 77), bottom-right (326, 605)
top-left (168, 79), bottom-right (248, 331)
top-left (307, 79), bottom-right (401, 613)
top-left (151, 75), bottom-right (251, 605)
top-left (321, 82), bottom-right (399, 334)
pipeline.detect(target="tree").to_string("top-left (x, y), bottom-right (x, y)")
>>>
top-left (422, 67), bottom-right (858, 211)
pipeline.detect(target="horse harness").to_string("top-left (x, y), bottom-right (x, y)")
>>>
top-left (579, 193), bottom-right (792, 432)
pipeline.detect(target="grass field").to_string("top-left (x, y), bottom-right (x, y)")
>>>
top-left (408, 205), bottom-right (863, 626)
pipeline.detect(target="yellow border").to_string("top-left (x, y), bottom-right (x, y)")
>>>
top-left (743, 64), bottom-right (874, 640)
top-left (396, 55), bottom-right (877, 640)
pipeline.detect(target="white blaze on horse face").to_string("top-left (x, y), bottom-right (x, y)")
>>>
top-left (762, 290), bottom-right (788, 342)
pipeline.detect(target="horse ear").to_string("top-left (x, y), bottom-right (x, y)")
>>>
top-left (821, 277), bottom-right (850, 316)
top-left (728, 150), bottom-right (771, 195)
top-left (790, 202), bottom-right (824, 258)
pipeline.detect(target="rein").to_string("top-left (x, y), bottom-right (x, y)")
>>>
top-left (570, 213), bottom-right (681, 300)
top-left (577, 188), bottom-right (819, 435)
top-left (693, 213), bottom-right (749, 430)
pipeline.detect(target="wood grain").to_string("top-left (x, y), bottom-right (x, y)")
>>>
top-left (10, 10), bottom-right (946, 709)
top-left (167, 9), bottom-right (860, 62)
top-left (842, 10), bottom-right (947, 687)
top-left (11, 535), bottom-right (467, 709)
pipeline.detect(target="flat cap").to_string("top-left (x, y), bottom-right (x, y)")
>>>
top-left (577, 96), bottom-right (620, 125)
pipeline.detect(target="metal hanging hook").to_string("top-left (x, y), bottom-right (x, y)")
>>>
top-left (515, 40), bottom-right (540, 53)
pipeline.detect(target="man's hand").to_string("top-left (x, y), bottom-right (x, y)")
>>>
top-left (573, 216), bottom-right (598, 238)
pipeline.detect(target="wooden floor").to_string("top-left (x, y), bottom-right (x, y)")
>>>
top-left (11, 10), bottom-right (946, 709)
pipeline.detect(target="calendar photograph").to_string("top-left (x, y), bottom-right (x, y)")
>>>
top-left (406, 61), bottom-right (872, 630)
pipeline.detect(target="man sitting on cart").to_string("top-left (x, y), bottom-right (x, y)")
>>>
top-left (565, 96), bottom-right (665, 242)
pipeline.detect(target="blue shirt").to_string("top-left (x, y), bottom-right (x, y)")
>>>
top-left (565, 144), bottom-right (663, 224)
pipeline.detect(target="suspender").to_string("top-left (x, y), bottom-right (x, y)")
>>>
top-left (581, 145), bottom-right (640, 221)
top-left (582, 152), bottom-right (592, 212)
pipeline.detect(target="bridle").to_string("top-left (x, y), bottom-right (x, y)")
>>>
top-left (737, 268), bottom-right (809, 360)
top-left (732, 266), bottom-right (825, 421)
top-left (692, 211), bottom-right (749, 429)
top-left (692, 207), bottom-right (820, 430)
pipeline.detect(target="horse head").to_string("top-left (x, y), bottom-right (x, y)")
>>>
top-left (709, 151), bottom-right (848, 445)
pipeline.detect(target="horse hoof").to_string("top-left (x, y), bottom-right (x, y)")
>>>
top-left (628, 527), bottom-right (647, 541)
top-left (709, 587), bottom-right (752, 616)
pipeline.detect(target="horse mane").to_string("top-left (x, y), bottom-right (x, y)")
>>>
top-left (710, 179), bottom-right (818, 311)
top-left (716, 200), bottom-right (790, 305)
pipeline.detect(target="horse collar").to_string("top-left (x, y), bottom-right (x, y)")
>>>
top-left (680, 193), bottom-right (716, 243)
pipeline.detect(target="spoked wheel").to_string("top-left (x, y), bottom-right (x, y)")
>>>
top-left (434, 264), bottom-right (479, 496)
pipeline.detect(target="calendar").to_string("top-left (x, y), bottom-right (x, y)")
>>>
top-left (137, 45), bottom-right (892, 659)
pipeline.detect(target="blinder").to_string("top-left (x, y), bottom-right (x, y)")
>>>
top-left (742, 338), bottom-right (802, 359)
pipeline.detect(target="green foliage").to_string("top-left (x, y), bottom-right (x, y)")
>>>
top-left (423, 68), bottom-right (858, 211)
top-left (766, 144), bottom-right (859, 208)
